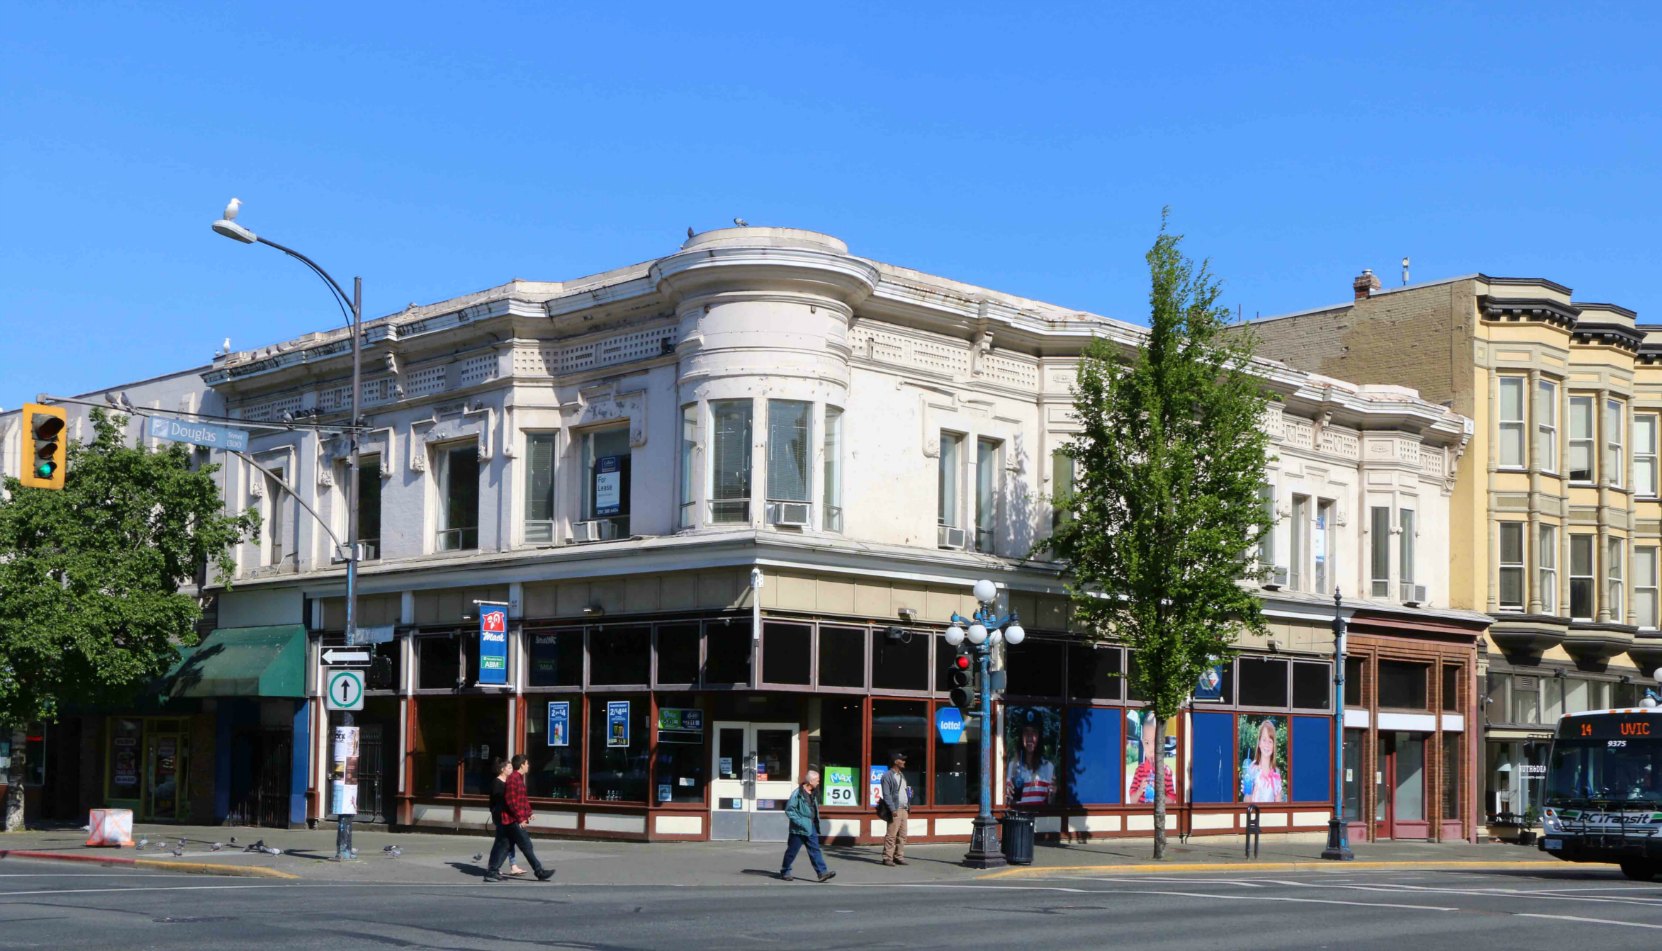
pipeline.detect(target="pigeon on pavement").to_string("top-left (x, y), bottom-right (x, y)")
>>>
top-left (210, 842), bottom-right (223, 852)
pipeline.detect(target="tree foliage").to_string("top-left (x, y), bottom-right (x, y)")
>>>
top-left (1047, 214), bottom-right (1274, 858)
top-left (0, 409), bottom-right (257, 729)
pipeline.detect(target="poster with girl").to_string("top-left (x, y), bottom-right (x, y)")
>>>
top-left (1124, 710), bottom-right (1178, 804)
top-left (1003, 706), bottom-right (1061, 808)
top-left (1238, 715), bottom-right (1288, 803)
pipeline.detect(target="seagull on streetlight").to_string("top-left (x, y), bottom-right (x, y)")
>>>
top-left (224, 197), bottom-right (242, 221)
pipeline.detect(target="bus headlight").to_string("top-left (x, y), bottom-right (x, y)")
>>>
top-left (1542, 808), bottom-right (1562, 832)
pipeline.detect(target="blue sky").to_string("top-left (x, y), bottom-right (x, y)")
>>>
top-left (3, 2), bottom-right (1658, 410)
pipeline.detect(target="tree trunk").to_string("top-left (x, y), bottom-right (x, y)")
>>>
top-left (3, 728), bottom-right (25, 833)
top-left (1152, 717), bottom-right (1167, 860)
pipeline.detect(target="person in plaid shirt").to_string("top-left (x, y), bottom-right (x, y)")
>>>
top-left (485, 754), bottom-right (555, 882)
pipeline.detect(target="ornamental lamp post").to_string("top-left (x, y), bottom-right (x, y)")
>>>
top-left (1322, 587), bottom-right (1355, 860)
top-left (946, 578), bottom-right (1025, 868)
top-left (214, 199), bottom-right (364, 862)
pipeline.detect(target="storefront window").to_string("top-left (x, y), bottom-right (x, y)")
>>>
top-left (1378, 660), bottom-right (1430, 710)
top-left (1345, 657), bottom-right (1364, 708)
top-left (1442, 665), bottom-right (1462, 712)
top-left (462, 700), bottom-right (507, 796)
top-left (818, 626), bottom-right (865, 688)
top-left (1237, 657), bottom-right (1289, 708)
top-left (108, 718), bottom-right (143, 800)
top-left (808, 697), bottom-right (863, 805)
top-left (653, 694), bottom-right (706, 805)
top-left (934, 701), bottom-right (981, 806)
top-left (589, 626), bottom-right (650, 685)
top-left (587, 696), bottom-right (648, 802)
top-left (524, 698), bottom-right (580, 799)
top-left (1343, 728), bottom-right (1364, 820)
top-left (1291, 661), bottom-right (1331, 710)
top-left (761, 622), bottom-right (811, 685)
top-left (870, 700), bottom-right (928, 806)
top-left (1510, 675), bottom-right (1540, 724)
top-left (417, 634), bottom-right (461, 690)
top-left (528, 629), bottom-right (583, 687)
top-left (1486, 671), bottom-right (1509, 719)
top-left (704, 623), bottom-right (752, 684)
top-left (412, 698), bottom-right (462, 796)
top-left (1441, 733), bottom-right (1462, 821)
top-left (1004, 638), bottom-right (1064, 699)
top-left (871, 629), bottom-right (929, 692)
top-left (1067, 644), bottom-right (1123, 702)
top-left (655, 623), bottom-right (701, 686)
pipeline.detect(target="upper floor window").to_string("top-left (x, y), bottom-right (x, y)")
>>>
top-left (823, 407), bottom-right (843, 532)
top-left (679, 405), bottom-right (697, 530)
top-left (1537, 379), bottom-right (1559, 473)
top-left (434, 443), bottom-right (479, 551)
top-left (1369, 505), bottom-right (1390, 597)
top-left (1498, 522), bottom-right (1524, 611)
top-left (938, 432), bottom-right (964, 529)
top-left (1255, 485), bottom-right (1275, 568)
top-left (357, 456), bottom-right (383, 560)
top-left (1608, 537), bottom-right (1625, 622)
top-left (765, 400), bottom-right (812, 509)
top-left (1398, 507), bottom-right (1417, 596)
top-left (580, 427), bottom-right (631, 536)
top-left (265, 466), bottom-right (287, 567)
top-left (1606, 399), bottom-right (1625, 489)
top-left (1289, 495), bottom-right (1310, 591)
top-left (710, 400), bottom-right (752, 524)
top-left (524, 434), bottom-right (556, 544)
top-left (1314, 499), bottom-right (1335, 594)
top-left (1569, 395), bottom-right (1595, 482)
top-left (1051, 450), bottom-right (1075, 530)
top-left (1637, 545), bottom-right (1659, 630)
top-left (1539, 525), bottom-right (1558, 616)
top-left (1636, 413), bottom-right (1659, 497)
top-left (1569, 534), bottom-right (1595, 621)
top-left (975, 438), bottom-right (1003, 553)
top-left (1497, 376), bottom-right (1525, 468)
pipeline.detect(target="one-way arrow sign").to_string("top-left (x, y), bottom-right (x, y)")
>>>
top-left (322, 649), bottom-right (371, 666)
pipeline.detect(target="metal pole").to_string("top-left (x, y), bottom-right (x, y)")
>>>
top-left (1322, 587), bottom-right (1354, 860)
top-left (963, 602), bottom-right (1006, 868)
top-left (336, 276), bottom-right (362, 862)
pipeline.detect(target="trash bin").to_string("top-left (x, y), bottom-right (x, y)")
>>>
top-left (1000, 812), bottom-right (1035, 865)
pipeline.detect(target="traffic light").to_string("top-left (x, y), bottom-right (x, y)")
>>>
top-left (949, 652), bottom-right (975, 711)
top-left (18, 403), bottom-right (67, 490)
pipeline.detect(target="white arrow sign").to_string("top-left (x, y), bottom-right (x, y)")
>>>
top-left (322, 649), bottom-right (371, 666)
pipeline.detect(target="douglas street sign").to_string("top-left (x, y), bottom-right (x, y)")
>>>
top-left (147, 415), bottom-right (250, 452)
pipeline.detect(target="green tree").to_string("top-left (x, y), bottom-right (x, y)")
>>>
top-left (0, 409), bottom-right (256, 830)
top-left (1048, 215), bottom-right (1273, 859)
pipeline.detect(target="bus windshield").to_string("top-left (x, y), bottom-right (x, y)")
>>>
top-left (1547, 737), bottom-right (1662, 807)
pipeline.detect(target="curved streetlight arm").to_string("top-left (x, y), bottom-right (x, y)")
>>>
top-left (251, 234), bottom-right (355, 328)
top-left (228, 448), bottom-right (348, 559)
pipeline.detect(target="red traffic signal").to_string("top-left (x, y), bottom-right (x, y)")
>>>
top-left (953, 655), bottom-right (971, 670)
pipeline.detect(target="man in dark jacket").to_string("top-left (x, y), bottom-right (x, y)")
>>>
top-left (779, 769), bottom-right (835, 882)
top-left (485, 754), bottom-right (554, 883)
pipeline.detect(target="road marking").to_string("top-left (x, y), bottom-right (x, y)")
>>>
top-left (0, 884), bottom-right (286, 898)
top-left (1516, 913), bottom-right (1662, 930)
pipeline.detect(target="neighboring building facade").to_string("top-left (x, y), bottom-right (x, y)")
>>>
top-left (7, 228), bottom-right (1483, 843)
top-left (1253, 270), bottom-right (1662, 830)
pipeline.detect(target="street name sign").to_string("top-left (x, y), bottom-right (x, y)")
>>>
top-left (325, 669), bottom-right (365, 711)
top-left (147, 415), bottom-right (250, 452)
top-left (321, 649), bottom-right (371, 666)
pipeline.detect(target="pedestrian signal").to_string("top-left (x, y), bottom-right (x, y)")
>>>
top-left (19, 403), bottom-right (67, 490)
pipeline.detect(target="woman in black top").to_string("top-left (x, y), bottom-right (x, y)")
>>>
top-left (486, 758), bottom-right (523, 875)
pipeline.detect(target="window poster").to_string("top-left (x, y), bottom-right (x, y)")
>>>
top-left (606, 700), bottom-right (630, 748)
top-left (547, 701), bottom-right (570, 748)
top-left (1239, 714), bottom-right (1288, 803)
top-left (1125, 709), bottom-right (1179, 804)
top-left (594, 455), bottom-right (623, 517)
top-left (1003, 705), bottom-right (1061, 808)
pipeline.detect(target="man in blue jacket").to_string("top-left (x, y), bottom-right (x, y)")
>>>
top-left (780, 769), bottom-right (836, 882)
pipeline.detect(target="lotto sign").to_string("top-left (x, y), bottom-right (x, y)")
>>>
top-left (478, 606), bottom-right (508, 685)
top-left (326, 669), bottom-right (365, 711)
top-left (822, 765), bottom-right (857, 806)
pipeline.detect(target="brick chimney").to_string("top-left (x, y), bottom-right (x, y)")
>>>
top-left (1353, 268), bottom-right (1381, 301)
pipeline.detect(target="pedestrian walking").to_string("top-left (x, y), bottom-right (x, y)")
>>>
top-left (780, 769), bottom-right (835, 882)
top-left (484, 758), bottom-right (527, 876)
top-left (484, 754), bottom-right (555, 883)
top-left (880, 752), bottom-right (911, 866)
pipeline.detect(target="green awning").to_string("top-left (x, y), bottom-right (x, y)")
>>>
top-left (165, 625), bottom-right (307, 699)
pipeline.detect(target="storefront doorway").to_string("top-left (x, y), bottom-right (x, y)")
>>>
top-left (1374, 731), bottom-right (1429, 839)
top-left (709, 721), bottom-right (798, 842)
top-left (143, 730), bottom-right (185, 821)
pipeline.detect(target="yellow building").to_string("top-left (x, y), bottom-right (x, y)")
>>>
top-left (1252, 269), bottom-right (1662, 829)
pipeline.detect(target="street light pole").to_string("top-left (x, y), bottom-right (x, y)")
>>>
top-left (1322, 587), bottom-right (1354, 860)
top-left (214, 202), bottom-right (362, 861)
top-left (945, 579), bottom-right (1025, 869)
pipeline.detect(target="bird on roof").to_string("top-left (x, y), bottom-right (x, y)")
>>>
top-left (687, 226), bottom-right (695, 239)
top-left (733, 217), bottom-right (748, 227)
top-left (224, 197), bottom-right (242, 221)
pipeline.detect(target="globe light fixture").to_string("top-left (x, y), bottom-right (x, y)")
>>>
top-left (945, 624), bottom-right (966, 647)
top-left (990, 627), bottom-right (1004, 645)
top-left (972, 579), bottom-right (998, 604)
top-left (966, 622), bottom-right (989, 645)
top-left (1004, 622), bottom-right (1026, 645)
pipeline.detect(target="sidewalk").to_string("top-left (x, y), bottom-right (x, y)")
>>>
top-left (0, 823), bottom-right (1559, 886)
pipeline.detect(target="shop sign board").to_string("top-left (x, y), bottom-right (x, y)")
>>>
top-left (478, 606), bottom-right (508, 685)
top-left (936, 707), bottom-right (966, 744)
top-left (823, 765), bottom-right (857, 806)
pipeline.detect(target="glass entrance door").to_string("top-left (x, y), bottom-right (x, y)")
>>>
top-left (709, 721), bottom-right (799, 842)
top-left (143, 733), bottom-right (184, 820)
top-left (1374, 731), bottom-right (1429, 839)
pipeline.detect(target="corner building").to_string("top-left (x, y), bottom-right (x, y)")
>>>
top-left (6, 229), bottom-right (1485, 843)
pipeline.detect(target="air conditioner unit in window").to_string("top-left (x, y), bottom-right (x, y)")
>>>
top-left (767, 501), bottom-right (811, 528)
top-left (1261, 565), bottom-right (1289, 590)
top-left (1402, 582), bottom-right (1428, 607)
top-left (570, 519), bottom-right (618, 544)
top-left (938, 525), bottom-right (967, 550)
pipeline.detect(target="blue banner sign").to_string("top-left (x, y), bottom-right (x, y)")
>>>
top-left (147, 415), bottom-right (250, 452)
top-left (546, 701), bottom-right (569, 747)
top-left (1194, 663), bottom-right (1225, 702)
top-left (936, 706), bottom-right (966, 744)
top-left (478, 606), bottom-right (508, 685)
top-left (607, 700), bottom-right (631, 747)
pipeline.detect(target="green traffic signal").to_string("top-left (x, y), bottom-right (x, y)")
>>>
top-left (20, 404), bottom-right (67, 490)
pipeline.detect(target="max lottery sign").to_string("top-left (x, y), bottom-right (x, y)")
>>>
top-left (478, 606), bottom-right (508, 685)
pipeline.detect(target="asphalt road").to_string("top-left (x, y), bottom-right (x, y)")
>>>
top-left (6, 859), bottom-right (1662, 950)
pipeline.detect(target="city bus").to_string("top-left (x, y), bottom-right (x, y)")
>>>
top-left (1541, 707), bottom-right (1662, 880)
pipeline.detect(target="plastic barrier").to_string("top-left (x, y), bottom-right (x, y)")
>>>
top-left (85, 808), bottom-right (134, 847)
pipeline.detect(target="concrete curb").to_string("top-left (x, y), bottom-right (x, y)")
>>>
top-left (0, 848), bottom-right (298, 880)
top-left (981, 858), bottom-right (1563, 879)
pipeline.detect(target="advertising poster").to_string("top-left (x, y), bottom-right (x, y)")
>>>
top-left (1125, 709), bottom-right (1179, 804)
top-left (606, 700), bottom-right (630, 748)
top-left (594, 456), bottom-right (623, 517)
top-left (331, 725), bottom-right (360, 816)
top-left (868, 764), bottom-right (888, 807)
top-left (1004, 705), bottom-right (1061, 807)
top-left (823, 765), bottom-right (857, 806)
top-left (1238, 715), bottom-right (1288, 803)
top-left (478, 605), bottom-right (508, 686)
top-left (547, 701), bottom-right (570, 747)
top-left (658, 708), bottom-right (703, 732)
top-left (112, 737), bottom-right (139, 788)
top-left (1193, 664), bottom-right (1225, 702)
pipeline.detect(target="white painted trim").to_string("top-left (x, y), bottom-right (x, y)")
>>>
top-left (1442, 713), bottom-right (1466, 732)
top-left (1376, 712), bottom-right (1438, 732)
top-left (654, 815), bottom-right (703, 835)
top-left (1344, 709), bottom-right (1370, 728)
top-left (584, 813), bottom-right (646, 834)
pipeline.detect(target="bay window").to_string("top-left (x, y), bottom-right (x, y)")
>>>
top-left (1497, 376), bottom-right (1525, 468)
top-left (1637, 545), bottom-right (1659, 630)
top-left (1498, 522), bottom-right (1524, 611)
top-left (523, 434), bottom-right (556, 544)
top-left (1570, 535), bottom-right (1595, 621)
top-left (765, 400), bottom-right (812, 508)
top-left (710, 400), bottom-right (753, 524)
top-left (1636, 413), bottom-right (1658, 497)
top-left (1539, 525), bottom-right (1558, 616)
top-left (823, 406), bottom-right (843, 531)
top-left (1569, 395), bottom-right (1595, 482)
top-left (1536, 379), bottom-right (1558, 472)
top-left (1606, 398), bottom-right (1624, 488)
